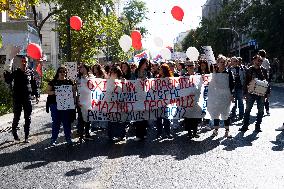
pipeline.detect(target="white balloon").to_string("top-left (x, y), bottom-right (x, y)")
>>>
top-left (186, 47), bottom-right (199, 61)
top-left (160, 48), bottom-right (172, 60)
top-left (153, 37), bottom-right (163, 48)
top-left (119, 35), bottom-right (132, 52)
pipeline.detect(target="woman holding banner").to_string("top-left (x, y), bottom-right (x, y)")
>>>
top-left (76, 63), bottom-right (93, 143)
top-left (47, 66), bottom-right (75, 146)
top-left (91, 64), bottom-right (108, 131)
top-left (209, 55), bottom-right (234, 138)
top-left (183, 61), bottom-right (200, 139)
top-left (196, 59), bottom-right (211, 131)
top-left (133, 58), bottom-right (151, 141)
top-left (156, 64), bottom-right (173, 139)
top-left (107, 66), bottom-right (127, 141)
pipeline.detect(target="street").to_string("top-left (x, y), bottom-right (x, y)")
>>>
top-left (0, 86), bottom-right (284, 189)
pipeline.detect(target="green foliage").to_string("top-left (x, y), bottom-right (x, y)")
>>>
top-left (0, 81), bottom-right (13, 116)
top-left (181, 0), bottom-right (284, 60)
top-left (41, 65), bottom-right (56, 93)
top-left (53, 0), bottom-right (145, 63)
top-left (0, 0), bottom-right (39, 18)
top-left (121, 0), bottom-right (149, 36)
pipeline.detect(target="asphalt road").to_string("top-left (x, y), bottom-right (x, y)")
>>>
top-left (0, 86), bottom-right (284, 189)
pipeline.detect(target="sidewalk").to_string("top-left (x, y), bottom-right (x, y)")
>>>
top-left (0, 94), bottom-right (47, 130)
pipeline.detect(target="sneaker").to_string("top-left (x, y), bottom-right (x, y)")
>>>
top-left (24, 138), bottom-right (30, 143)
top-left (275, 125), bottom-right (284, 131)
top-left (255, 128), bottom-right (262, 132)
top-left (238, 127), bottom-right (248, 132)
top-left (266, 111), bottom-right (270, 116)
top-left (13, 135), bottom-right (20, 141)
top-left (211, 129), bottom-right (218, 137)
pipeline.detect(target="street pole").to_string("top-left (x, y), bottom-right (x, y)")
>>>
top-left (106, 6), bottom-right (109, 63)
top-left (218, 28), bottom-right (240, 57)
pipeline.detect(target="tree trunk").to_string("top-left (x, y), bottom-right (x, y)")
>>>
top-left (66, 14), bottom-right (72, 62)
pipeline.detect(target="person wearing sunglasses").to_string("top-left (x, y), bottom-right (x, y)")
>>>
top-left (47, 66), bottom-right (75, 146)
top-left (239, 54), bottom-right (270, 133)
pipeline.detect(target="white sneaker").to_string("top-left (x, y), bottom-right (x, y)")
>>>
top-left (275, 125), bottom-right (284, 131)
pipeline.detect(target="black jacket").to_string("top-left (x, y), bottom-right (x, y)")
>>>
top-left (4, 69), bottom-right (33, 101)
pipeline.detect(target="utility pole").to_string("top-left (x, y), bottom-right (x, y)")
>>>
top-left (106, 6), bottom-right (109, 63)
top-left (66, 13), bottom-right (72, 62)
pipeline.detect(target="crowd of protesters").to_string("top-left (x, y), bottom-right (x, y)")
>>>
top-left (4, 49), bottom-right (284, 145)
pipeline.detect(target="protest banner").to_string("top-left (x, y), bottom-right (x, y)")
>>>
top-left (79, 74), bottom-right (231, 122)
top-left (64, 62), bottom-right (77, 81)
top-left (55, 85), bottom-right (75, 110)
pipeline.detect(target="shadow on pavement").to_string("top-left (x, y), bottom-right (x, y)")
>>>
top-left (0, 125), bottom-right (223, 169)
top-left (65, 167), bottom-right (93, 176)
top-left (221, 131), bottom-right (259, 151)
top-left (271, 131), bottom-right (284, 151)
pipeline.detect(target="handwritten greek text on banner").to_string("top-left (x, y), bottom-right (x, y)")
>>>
top-left (79, 74), bottom-right (230, 122)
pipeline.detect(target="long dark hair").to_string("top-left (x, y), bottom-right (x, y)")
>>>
top-left (92, 64), bottom-right (106, 78)
top-left (121, 62), bottom-right (131, 79)
top-left (53, 66), bottom-right (67, 81)
top-left (137, 58), bottom-right (148, 72)
top-left (78, 63), bottom-right (90, 79)
top-left (160, 63), bottom-right (173, 77)
top-left (110, 65), bottom-right (123, 79)
top-left (197, 59), bottom-right (210, 74)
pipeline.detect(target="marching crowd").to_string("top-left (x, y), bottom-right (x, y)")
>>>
top-left (3, 49), bottom-right (284, 146)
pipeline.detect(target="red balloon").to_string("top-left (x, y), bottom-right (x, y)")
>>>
top-left (27, 43), bottom-right (42, 60)
top-left (131, 30), bottom-right (142, 41)
top-left (132, 40), bottom-right (142, 50)
top-left (171, 6), bottom-right (184, 21)
top-left (70, 16), bottom-right (82, 31)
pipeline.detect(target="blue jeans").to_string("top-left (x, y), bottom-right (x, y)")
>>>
top-left (49, 104), bottom-right (72, 142)
top-left (231, 88), bottom-right (244, 117)
top-left (243, 94), bottom-right (265, 128)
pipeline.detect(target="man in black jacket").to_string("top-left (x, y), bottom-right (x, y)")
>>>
top-left (4, 57), bottom-right (33, 143)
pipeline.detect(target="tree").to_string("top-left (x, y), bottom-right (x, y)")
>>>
top-left (52, 0), bottom-right (134, 63)
top-left (121, 0), bottom-right (148, 36)
top-left (0, 0), bottom-right (39, 18)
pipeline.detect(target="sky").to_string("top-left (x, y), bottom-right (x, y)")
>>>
top-left (138, 0), bottom-right (208, 54)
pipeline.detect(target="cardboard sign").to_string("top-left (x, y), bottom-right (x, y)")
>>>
top-left (64, 62), bottom-right (77, 81)
top-left (55, 85), bottom-right (75, 110)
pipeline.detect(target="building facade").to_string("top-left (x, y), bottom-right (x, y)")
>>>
top-left (0, 3), bottom-right (59, 70)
